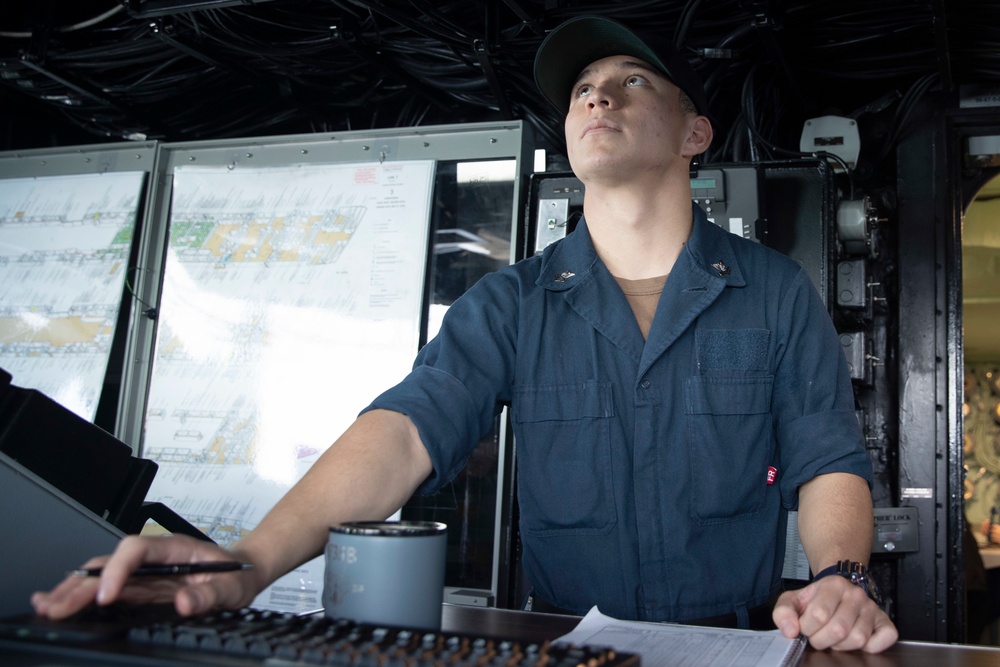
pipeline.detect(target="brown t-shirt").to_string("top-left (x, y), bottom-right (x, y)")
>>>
top-left (613, 274), bottom-right (668, 340)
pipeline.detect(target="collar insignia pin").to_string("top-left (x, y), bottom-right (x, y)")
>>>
top-left (554, 270), bottom-right (575, 283)
top-left (711, 261), bottom-right (731, 276)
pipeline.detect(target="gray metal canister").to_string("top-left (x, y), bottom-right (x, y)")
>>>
top-left (323, 520), bottom-right (447, 631)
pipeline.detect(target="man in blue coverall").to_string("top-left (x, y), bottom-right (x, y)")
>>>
top-left (33, 15), bottom-right (898, 653)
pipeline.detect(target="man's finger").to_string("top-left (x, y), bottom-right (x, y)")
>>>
top-left (861, 613), bottom-right (900, 653)
top-left (31, 554), bottom-right (111, 619)
top-left (821, 599), bottom-right (873, 651)
top-left (772, 588), bottom-right (812, 638)
top-left (31, 576), bottom-right (101, 619)
top-left (801, 582), bottom-right (870, 649)
top-left (93, 535), bottom-right (168, 606)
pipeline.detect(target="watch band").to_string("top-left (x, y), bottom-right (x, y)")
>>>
top-left (812, 560), bottom-right (884, 608)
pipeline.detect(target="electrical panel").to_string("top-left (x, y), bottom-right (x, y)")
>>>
top-left (690, 166), bottom-right (764, 242)
top-left (527, 165), bottom-right (764, 255)
top-left (532, 176), bottom-right (585, 254)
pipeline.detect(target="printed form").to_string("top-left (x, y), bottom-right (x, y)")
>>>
top-left (558, 607), bottom-right (806, 667)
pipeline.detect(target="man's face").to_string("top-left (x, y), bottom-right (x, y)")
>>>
top-left (564, 55), bottom-right (698, 183)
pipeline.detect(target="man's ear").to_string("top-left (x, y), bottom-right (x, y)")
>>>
top-left (682, 115), bottom-right (713, 158)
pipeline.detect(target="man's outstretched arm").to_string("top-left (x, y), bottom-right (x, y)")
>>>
top-left (32, 408), bottom-right (432, 619)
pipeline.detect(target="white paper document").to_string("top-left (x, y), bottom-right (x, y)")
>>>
top-left (556, 607), bottom-right (806, 667)
top-left (141, 160), bottom-right (435, 614)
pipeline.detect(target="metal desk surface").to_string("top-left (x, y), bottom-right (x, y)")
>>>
top-left (1, 603), bottom-right (998, 665)
top-left (442, 604), bottom-right (1000, 667)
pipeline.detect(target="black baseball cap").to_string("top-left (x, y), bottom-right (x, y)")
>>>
top-left (533, 15), bottom-right (711, 121)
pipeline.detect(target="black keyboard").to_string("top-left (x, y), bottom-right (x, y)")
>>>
top-left (0, 606), bottom-right (641, 666)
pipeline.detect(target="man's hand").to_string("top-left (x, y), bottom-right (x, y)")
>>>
top-left (31, 534), bottom-right (261, 620)
top-left (773, 574), bottom-right (898, 653)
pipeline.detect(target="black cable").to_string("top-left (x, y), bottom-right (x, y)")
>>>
top-left (0, 0), bottom-right (984, 149)
top-left (124, 267), bottom-right (158, 317)
top-left (876, 73), bottom-right (938, 163)
top-left (673, 0), bottom-right (706, 49)
top-left (735, 60), bottom-right (858, 197)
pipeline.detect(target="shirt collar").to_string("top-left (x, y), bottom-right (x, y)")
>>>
top-left (537, 202), bottom-right (747, 291)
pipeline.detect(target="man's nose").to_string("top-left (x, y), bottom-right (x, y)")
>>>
top-left (587, 83), bottom-right (619, 109)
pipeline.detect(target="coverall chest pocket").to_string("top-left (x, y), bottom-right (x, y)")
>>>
top-left (684, 376), bottom-right (774, 524)
top-left (512, 381), bottom-right (617, 536)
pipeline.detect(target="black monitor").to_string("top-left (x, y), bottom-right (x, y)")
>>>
top-left (0, 367), bottom-right (157, 531)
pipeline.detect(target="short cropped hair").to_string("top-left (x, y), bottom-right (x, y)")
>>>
top-left (679, 89), bottom-right (698, 115)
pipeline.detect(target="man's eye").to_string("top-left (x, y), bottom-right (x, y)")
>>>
top-left (625, 75), bottom-right (648, 87)
top-left (575, 84), bottom-right (593, 97)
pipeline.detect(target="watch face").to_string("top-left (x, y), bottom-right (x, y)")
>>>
top-left (838, 561), bottom-right (883, 608)
top-left (850, 572), bottom-right (883, 608)
top-left (814, 561), bottom-right (884, 608)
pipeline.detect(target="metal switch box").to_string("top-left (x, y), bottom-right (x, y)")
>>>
top-left (873, 507), bottom-right (919, 553)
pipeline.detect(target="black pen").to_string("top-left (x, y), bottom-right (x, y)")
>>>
top-left (69, 562), bottom-right (254, 577)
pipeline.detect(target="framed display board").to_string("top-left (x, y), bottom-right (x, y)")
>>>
top-left (121, 123), bottom-right (530, 613)
top-left (0, 143), bottom-right (156, 421)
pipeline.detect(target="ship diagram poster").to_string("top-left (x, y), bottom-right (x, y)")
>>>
top-left (142, 161), bottom-right (435, 612)
top-left (0, 171), bottom-right (145, 419)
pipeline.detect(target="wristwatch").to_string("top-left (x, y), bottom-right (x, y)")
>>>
top-left (811, 560), bottom-right (884, 608)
